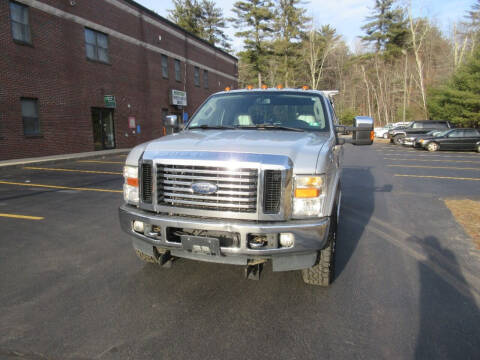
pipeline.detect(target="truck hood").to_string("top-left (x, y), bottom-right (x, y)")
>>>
top-left (140, 129), bottom-right (330, 174)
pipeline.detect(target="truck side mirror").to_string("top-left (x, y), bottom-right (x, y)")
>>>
top-left (335, 116), bottom-right (374, 145)
top-left (352, 116), bottom-right (374, 145)
top-left (165, 115), bottom-right (178, 127)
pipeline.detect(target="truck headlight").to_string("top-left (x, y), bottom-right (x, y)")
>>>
top-left (123, 165), bottom-right (139, 205)
top-left (292, 175), bottom-right (326, 218)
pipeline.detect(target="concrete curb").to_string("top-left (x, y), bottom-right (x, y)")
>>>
top-left (0, 148), bottom-right (131, 169)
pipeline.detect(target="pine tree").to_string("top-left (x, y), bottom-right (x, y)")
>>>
top-left (466, 0), bottom-right (480, 33)
top-left (272, 0), bottom-right (309, 87)
top-left (168, 0), bottom-right (231, 50)
top-left (168, 0), bottom-right (203, 36)
top-left (201, 1), bottom-right (231, 50)
top-left (361, 0), bottom-right (408, 54)
top-left (428, 47), bottom-right (480, 127)
top-left (231, 0), bottom-right (275, 87)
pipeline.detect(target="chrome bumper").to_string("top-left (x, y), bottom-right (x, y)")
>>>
top-left (119, 204), bottom-right (330, 271)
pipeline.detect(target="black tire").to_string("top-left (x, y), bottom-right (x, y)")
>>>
top-left (134, 249), bottom-right (158, 264)
top-left (427, 142), bottom-right (439, 152)
top-left (393, 135), bottom-right (404, 145)
top-left (302, 202), bottom-right (338, 286)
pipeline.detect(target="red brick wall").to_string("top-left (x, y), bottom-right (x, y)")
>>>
top-left (0, 0), bottom-right (237, 160)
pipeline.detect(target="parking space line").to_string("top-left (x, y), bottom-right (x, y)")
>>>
top-left (77, 160), bottom-right (124, 164)
top-left (387, 165), bottom-right (480, 171)
top-left (381, 153), bottom-right (479, 158)
top-left (24, 166), bottom-right (122, 175)
top-left (394, 174), bottom-right (480, 181)
top-left (0, 181), bottom-right (122, 193)
top-left (385, 158), bottom-right (479, 163)
top-left (0, 213), bottom-right (44, 220)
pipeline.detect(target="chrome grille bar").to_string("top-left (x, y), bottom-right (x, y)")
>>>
top-left (157, 164), bottom-right (258, 213)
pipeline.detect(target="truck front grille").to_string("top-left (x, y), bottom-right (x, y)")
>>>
top-left (156, 164), bottom-right (258, 213)
top-left (141, 163), bottom-right (152, 203)
top-left (263, 170), bottom-right (282, 213)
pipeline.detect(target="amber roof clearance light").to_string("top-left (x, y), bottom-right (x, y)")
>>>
top-left (302, 85), bottom-right (309, 90)
top-left (276, 84), bottom-right (284, 89)
top-left (246, 85), bottom-right (253, 90)
top-left (261, 84), bottom-right (268, 89)
top-left (224, 86), bottom-right (231, 91)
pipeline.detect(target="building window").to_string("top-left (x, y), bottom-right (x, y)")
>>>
top-left (10, 1), bottom-right (31, 44)
top-left (161, 55), bottom-right (168, 78)
top-left (203, 70), bottom-right (209, 89)
top-left (174, 59), bottom-right (181, 82)
top-left (21, 98), bottom-right (40, 136)
top-left (194, 67), bottom-right (200, 87)
top-left (85, 28), bottom-right (109, 63)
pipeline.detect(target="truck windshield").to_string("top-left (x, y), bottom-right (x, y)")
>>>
top-left (187, 92), bottom-right (330, 132)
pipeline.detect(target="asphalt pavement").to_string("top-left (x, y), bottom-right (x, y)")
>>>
top-left (0, 144), bottom-right (479, 359)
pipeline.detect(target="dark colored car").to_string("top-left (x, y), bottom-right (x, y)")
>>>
top-left (421, 128), bottom-right (480, 152)
top-left (401, 130), bottom-right (442, 147)
top-left (388, 120), bottom-right (452, 145)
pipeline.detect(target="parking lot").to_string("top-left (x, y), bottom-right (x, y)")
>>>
top-left (1, 144), bottom-right (479, 359)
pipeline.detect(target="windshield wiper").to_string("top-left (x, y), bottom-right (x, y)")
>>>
top-left (188, 125), bottom-right (235, 130)
top-left (235, 124), bottom-right (305, 132)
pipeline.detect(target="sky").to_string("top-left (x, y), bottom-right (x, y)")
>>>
top-left (135, 0), bottom-right (475, 52)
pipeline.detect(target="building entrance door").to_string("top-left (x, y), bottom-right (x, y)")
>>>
top-left (91, 108), bottom-right (116, 150)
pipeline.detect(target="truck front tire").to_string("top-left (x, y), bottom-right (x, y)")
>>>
top-left (301, 203), bottom-right (338, 286)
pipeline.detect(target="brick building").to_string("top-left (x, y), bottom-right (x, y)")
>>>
top-left (0, 0), bottom-right (238, 160)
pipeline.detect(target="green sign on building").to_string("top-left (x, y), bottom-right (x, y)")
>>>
top-left (104, 95), bottom-right (116, 108)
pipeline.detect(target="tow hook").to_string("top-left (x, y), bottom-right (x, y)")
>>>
top-left (153, 248), bottom-right (175, 268)
top-left (245, 263), bottom-right (263, 281)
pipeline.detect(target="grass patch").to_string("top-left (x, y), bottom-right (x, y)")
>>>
top-left (444, 199), bottom-right (480, 249)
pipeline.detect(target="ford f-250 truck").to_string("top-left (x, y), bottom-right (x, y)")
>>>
top-left (119, 88), bottom-right (373, 286)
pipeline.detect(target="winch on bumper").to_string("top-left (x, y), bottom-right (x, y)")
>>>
top-left (119, 204), bottom-right (330, 272)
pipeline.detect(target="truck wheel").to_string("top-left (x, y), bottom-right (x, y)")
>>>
top-left (427, 142), bottom-right (439, 152)
top-left (393, 135), bottom-right (404, 145)
top-left (134, 249), bottom-right (158, 264)
top-left (302, 206), bottom-right (338, 286)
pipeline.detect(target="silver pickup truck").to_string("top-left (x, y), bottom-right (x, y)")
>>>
top-left (119, 89), bottom-right (373, 286)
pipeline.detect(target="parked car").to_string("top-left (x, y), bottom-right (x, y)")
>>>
top-left (388, 120), bottom-right (452, 145)
top-left (401, 130), bottom-right (442, 147)
top-left (420, 128), bottom-right (480, 152)
top-left (374, 122), bottom-right (410, 138)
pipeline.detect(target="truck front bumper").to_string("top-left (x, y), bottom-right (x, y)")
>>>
top-left (119, 204), bottom-right (330, 271)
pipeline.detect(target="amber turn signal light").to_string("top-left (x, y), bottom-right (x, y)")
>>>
top-left (126, 177), bottom-right (138, 187)
top-left (295, 188), bottom-right (320, 198)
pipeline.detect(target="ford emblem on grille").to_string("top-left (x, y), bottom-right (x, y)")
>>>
top-left (191, 182), bottom-right (218, 195)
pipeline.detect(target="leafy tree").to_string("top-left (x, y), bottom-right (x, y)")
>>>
top-left (272, 0), bottom-right (309, 86)
top-left (168, 0), bottom-right (231, 50)
top-left (361, 0), bottom-right (408, 54)
top-left (428, 47), bottom-right (480, 127)
top-left (231, 0), bottom-right (275, 86)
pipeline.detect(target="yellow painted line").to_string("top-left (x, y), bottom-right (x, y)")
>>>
top-left (0, 213), bottom-right (44, 220)
top-left (385, 158), bottom-right (479, 163)
top-left (77, 160), bottom-right (124, 164)
top-left (0, 180), bottom-right (122, 193)
top-left (387, 164), bottom-right (480, 171)
top-left (24, 166), bottom-right (122, 175)
top-left (394, 174), bottom-right (480, 181)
